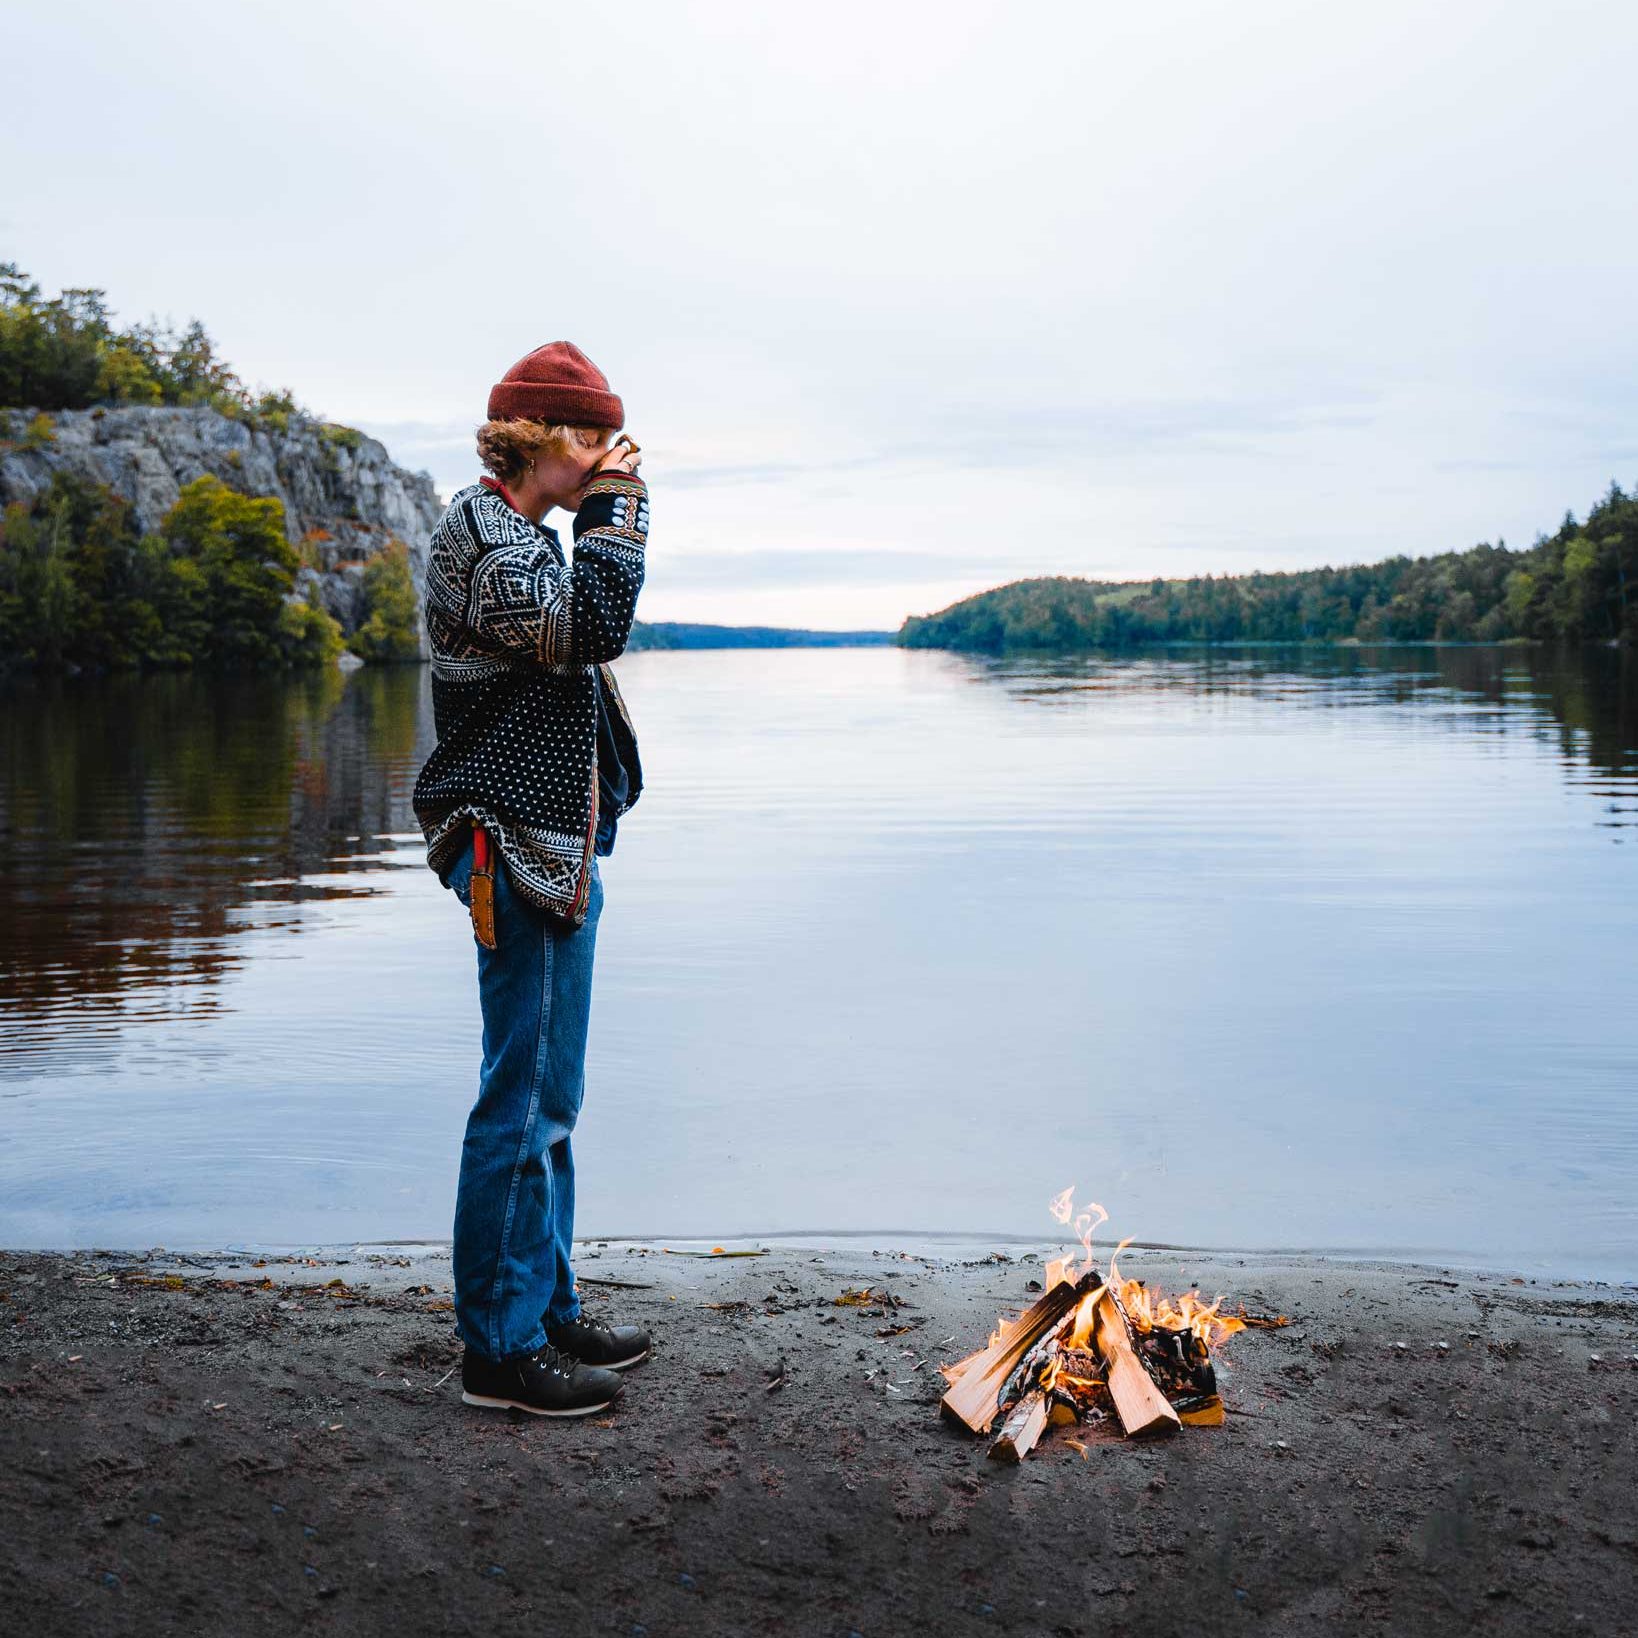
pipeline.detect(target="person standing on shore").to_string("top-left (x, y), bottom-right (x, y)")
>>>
top-left (412, 342), bottom-right (651, 1417)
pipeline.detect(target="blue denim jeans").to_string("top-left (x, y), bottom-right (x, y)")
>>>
top-left (442, 832), bottom-right (603, 1362)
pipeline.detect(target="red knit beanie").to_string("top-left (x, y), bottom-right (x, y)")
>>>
top-left (486, 341), bottom-right (624, 428)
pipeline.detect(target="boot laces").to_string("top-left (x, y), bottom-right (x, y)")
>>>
top-left (528, 1345), bottom-right (569, 1379)
top-left (556, 1315), bottom-right (614, 1343)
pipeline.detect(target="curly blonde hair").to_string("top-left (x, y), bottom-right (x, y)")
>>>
top-left (475, 419), bottom-right (607, 485)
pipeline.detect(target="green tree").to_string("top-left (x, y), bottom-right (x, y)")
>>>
top-left (160, 477), bottom-right (297, 665)
top-left (95, 342), bottom-right (163, 405)
top-left (0, 264), bottom-right (257, 416)
top-left (1558, 534), bottom-right (1604, 636)
top-left (0, 265), bottom-right (112, 409)
top-left (134, 537), bottom-right (210, 665)
top-left (0, 501), bottom-right (76, 664)
top-left (348, 539), bottom-right (423, 662)
top-left (279, 587), bottom-right (345, 665)
top-left (1, 474), bottom-right (198, 670)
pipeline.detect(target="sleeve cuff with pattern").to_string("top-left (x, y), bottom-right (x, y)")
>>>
top-left (573, 471), bottom-right (649, 550)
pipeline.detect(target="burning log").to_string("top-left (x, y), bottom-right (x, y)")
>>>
top-left (996, 1310), bottom-right (1073, 1412)
top-left (988, 1389), bottom-right (1049, 1463)
top-left (1124, 1299), bottom-right (1229, 1424)
top-left (986, 1307), bottom-right (1085, 1459)
top-left (1090, 1286), bottom-right (1180, 1439)
top-left (940, 1272), bottom-right (1098, 1434)
top-left (1055, 1346), bottom-right (1102, 1378)
top-left (1134, 1317), bottom-right (1215, 1390)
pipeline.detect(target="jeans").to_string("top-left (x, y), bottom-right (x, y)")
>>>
top-left (442, 832), bottom-right (604, 1362)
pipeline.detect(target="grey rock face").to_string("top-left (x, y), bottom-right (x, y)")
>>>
top-left (0, 406), bottom-right (444, 656)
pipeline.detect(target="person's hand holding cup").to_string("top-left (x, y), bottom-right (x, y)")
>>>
top-left (595, 433), bottom-right (641, 478)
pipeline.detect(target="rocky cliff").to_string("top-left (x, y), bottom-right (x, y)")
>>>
top-left (0, 406), bottom-right (443, 650)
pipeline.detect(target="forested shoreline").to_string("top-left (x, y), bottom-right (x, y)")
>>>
top-left (13, 266), bottom-right (1635, 673)
top-left (900, 484), bottom-right (1637, 653)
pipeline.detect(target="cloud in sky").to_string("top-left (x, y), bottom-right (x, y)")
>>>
top-left (5, 0), bottom-right (1636, 627)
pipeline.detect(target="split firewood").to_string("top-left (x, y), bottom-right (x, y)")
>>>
top-left (1091, 1286), bottom-right (1180, 1438)
top-left (1175, 1393), bottom-right (1224, 1427)
top-left (940, 1320), bottom-right (1017, 1390)
top-left (940, 1273), bottom-right (1098, 1434)
top-left (988, 1389), bottom-right (1049, 1462)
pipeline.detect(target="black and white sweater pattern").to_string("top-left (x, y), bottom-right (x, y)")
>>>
top-left (411, 472), bottom-right (647, 922)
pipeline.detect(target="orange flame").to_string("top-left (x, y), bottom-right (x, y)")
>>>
top-left (1048, 1192), bottom-right (1247, 1353)
top-left (984, 1312), bottom-right (1018, 1352)
top-left (1065, 1287), bottom-right (1100, 1350)
top-left (1044, 1184), bottom-right (1108, 1289)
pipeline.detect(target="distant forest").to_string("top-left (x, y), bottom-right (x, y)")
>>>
top-left (900, 484), bottom-right (1638, 652)
top-left (628, 622), bottom-right (892, 650)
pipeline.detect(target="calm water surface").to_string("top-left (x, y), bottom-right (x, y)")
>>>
top-left (1, 646), bottom-right (1634, 1277)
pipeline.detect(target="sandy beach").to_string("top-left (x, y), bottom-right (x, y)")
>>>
top-left (2, 1239), bottom-right (1635, 1636)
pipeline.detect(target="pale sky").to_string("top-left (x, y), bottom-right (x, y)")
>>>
top-left (7, 1), bottom-right (1636, 628)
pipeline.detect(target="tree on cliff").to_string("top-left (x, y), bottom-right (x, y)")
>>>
top-left (0, 269), bottom-right (110, 411)
top-left (0, 263), bottom-right (296, 419)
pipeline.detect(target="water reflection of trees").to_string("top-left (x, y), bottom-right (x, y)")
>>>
top-left (0, 666), bottom-right (433, 1065)
top-left (979, 644), bottom-right (1638, 787)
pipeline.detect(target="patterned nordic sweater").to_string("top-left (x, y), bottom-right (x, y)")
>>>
top-left (411, 470), bottom-right (648, 924)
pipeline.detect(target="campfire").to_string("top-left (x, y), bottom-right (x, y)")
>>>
top-left (939, 1188), bottom-right (1282, 1462)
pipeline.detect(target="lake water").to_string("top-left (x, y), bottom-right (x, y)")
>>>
top-left (1, 645), bottom-right (1634, 1279)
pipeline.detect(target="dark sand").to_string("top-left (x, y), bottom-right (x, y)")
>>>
top-left (2, 1240), bottom-right (1635, 1636)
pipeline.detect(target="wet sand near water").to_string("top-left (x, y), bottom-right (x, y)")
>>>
top-left (2, 1241), bottom-right (1635, 1636)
